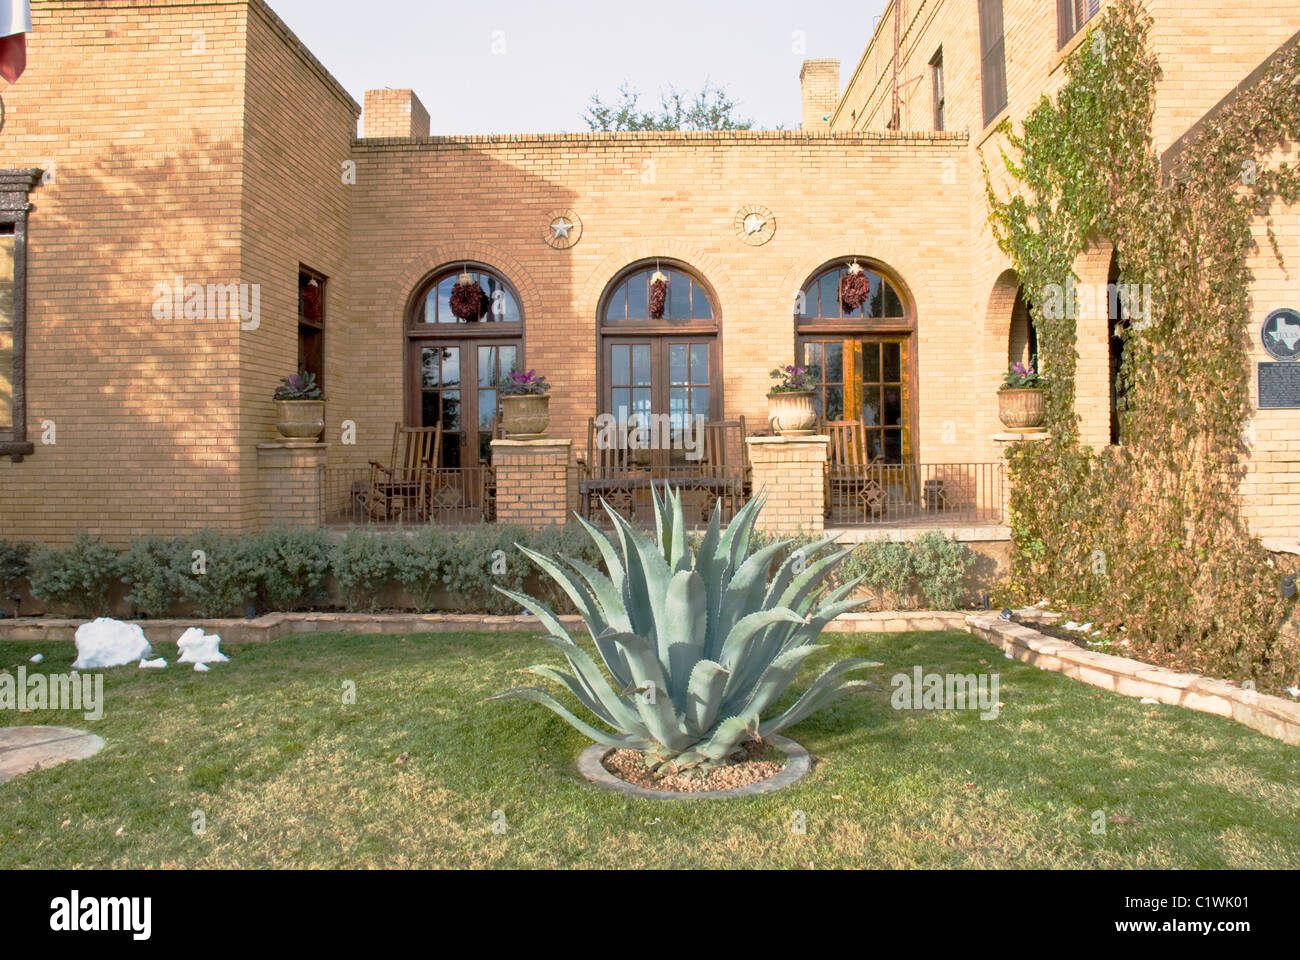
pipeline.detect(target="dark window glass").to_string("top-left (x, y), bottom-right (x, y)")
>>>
top-left (930, 49), bottom-right (945, 131)
top-left (422, 270), bottom-right (520, 325)
top-left (798, 264), bottom-right (906, 322)
top-left (979, 0), bottom-right (1008, 125)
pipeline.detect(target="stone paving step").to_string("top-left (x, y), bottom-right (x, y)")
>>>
top-left (0, 726), bottom-right (104, 783)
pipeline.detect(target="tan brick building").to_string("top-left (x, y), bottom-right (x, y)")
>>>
top-left (0, 0), bottom-right (1296, 550)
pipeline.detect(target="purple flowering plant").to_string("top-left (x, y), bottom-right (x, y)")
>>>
top-left (273, 371), bottom-right (323, 400)
top-left (500, 369), bottom-right (552, 396)
top-left (1001, 361), bottom-right (1045, 391)
top-left (768, 364), bottom-right (819, 393)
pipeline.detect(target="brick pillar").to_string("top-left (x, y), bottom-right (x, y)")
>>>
top-left (256, 442), bottom-right (326, 528)
top-left (491, 439), bottom-right (572, 528)
top-left (745, 435), bottom-right (828, 535)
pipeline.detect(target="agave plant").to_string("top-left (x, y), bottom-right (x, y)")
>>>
top-left (489, 485), bottom-right (879, 772)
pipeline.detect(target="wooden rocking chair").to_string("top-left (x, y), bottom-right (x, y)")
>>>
top-left (363, 423), bottom-right (442, 522)
top-left (824, 420), bottom-right (886, 522)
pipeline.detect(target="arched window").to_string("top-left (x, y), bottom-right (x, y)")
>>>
top-left (598, 262), bottom-right (719, 465)
top-left (795, 260), bottom-right (914, 464)
top-left (405, 264), bottom-right (523, 469)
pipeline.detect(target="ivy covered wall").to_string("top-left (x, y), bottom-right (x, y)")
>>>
top-left (985, 0), bottom-right (1300, 687)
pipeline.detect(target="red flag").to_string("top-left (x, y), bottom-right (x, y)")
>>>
top-left (0, 32), bottom-right (24, 84)
top-left (0, 1), bottom-right (30, 84)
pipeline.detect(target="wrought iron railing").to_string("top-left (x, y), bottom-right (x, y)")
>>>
top-left (825, 461), bottom-right (1004, 527)
top-left (578, 463), bottom-right (751, 528)
top-left (324, 466), bottom-right (493, 526)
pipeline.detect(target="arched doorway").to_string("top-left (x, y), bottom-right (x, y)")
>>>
top-left (794, 259), bottom-right (914, 463)
top-left (405, 263), bottom-right (524, 469)
top-left (597, 261), bottom-right (720, 466)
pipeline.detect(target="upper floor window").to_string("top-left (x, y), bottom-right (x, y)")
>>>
top-left (603, 266), bottom-right (712, 323)
top-left (978, 0), bottom-right (1008, 126)
top-left (930, 48), bottom-right (946, 132)
top-left (1058, 0), bottom-right (1102, 49)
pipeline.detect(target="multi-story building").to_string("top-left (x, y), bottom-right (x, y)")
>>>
top-left (0, 0), bottom-right (1295, 560)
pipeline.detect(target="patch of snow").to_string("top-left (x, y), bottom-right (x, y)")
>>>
top-left (28, 653), bottom-right (43, 664)
top-left (1286, 686), bottom-right (1299, 698)
top-left (1140, 697), bottom-right (1160, 705)
top-left (72, 618), bottom-right (152, 669)
top-left (1062, 621), bottom-right (1083, 631)
top-left (1091, 630), bottom-right (1103, 636)
top-left (194, 663), bottom-right (210, 673)
top-left (139, 658), bottom-right (167, 669)
top-left (176, 628), bottom-right (229, 665)
top-left (1078, 623), bottom-right (1093, 632)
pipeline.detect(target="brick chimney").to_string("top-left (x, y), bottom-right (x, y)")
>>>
top-left (799, 59), bottom-right (840, 131)
top-left (362, 89), bottom-right (431, 138)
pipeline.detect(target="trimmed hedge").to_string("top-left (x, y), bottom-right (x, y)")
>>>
top-left (3, 526), bottom-right (979, 619)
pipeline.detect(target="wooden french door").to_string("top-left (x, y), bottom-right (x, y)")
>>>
top-left (603, 337), bottom-right (716, 467)
top-left (412, 339), bottom-right (520, 469)
top-left (800, 336), bottom-right (912, 464)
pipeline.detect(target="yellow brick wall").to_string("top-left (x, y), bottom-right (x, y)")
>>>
top-left (239, 0), bottom-right (359, 531)
top-left (342, 131), bottom-right (974, 507)
top-left (0, 0), bottom-right (248, 544)
top-left (1, 0), bottom-right (1295, 546)
top-left (835, 0), bottom-right (1300, 540)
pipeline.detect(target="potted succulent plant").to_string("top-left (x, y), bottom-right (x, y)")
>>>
top-left (272, 371), bottom-right (326, 441)
top-left (998, 361), bottom-right (1046, 429)
top-left (499, 369), bottom-right (551, 439)
top-left (767, 365), bottom-right (819, 436)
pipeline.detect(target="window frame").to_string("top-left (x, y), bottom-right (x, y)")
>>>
top-left (0, 169), bottom-right (41, 462)
top-left (930, 48), bottom-right (946, 132)
top-left (1057, 0), bottom-right (1102, 50)
top-left (978, 0), bottom-right (1009, 127)
top-left (404, 263), bottom-right (525, 446)
top-left (596, 260), bottom-right (722, 464)
top-left (794, 259), bottom-right (917, 462)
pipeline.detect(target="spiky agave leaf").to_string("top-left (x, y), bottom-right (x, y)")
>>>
top-left (489, 483), bottom-right (879, 767)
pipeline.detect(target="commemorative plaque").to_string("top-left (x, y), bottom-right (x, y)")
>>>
top-left (1258, 362), bottom-right (1300, 409)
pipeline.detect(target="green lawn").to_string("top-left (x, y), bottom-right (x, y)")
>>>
top-left (1, 629), bottom-right (1297, 868)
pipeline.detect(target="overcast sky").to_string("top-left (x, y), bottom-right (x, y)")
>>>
top-left (264, 0), bottom-right (890, 134)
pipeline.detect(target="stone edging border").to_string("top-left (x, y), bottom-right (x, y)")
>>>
top-left (0, 610), bottom-right (971, 645)
top-left (576, 735), bottom-right (811, 800)
top-left (2, 608), bottom-right (1295, 746)
top-left (965, 611), bottom-right (1300, 747)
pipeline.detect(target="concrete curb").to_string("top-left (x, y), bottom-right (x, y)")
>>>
top-left (965, 611), bottom-right (1300, 747)
top-left (576, 735), bottom-right (811, 800)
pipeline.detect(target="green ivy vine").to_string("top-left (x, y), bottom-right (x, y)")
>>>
top-left (985, 0), bottom-right (1300, 686)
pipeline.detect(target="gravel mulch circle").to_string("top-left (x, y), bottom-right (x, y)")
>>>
top-left (601, 739), bottom-right (787, 794)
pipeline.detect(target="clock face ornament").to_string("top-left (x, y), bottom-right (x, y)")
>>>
top-left (734, 204), bottom-right (775, 246)
top-left (543, 209), bottom-right (582, 249)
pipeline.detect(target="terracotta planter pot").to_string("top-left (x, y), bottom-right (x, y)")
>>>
top-left (274, 399), bottom-right (326, 441)
top-left (997, 388), bottom-right (1045, 429)
top-left (501, 393), bottom-right (550, 439)
top-left (767, 390), bottom-right (817, 436)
